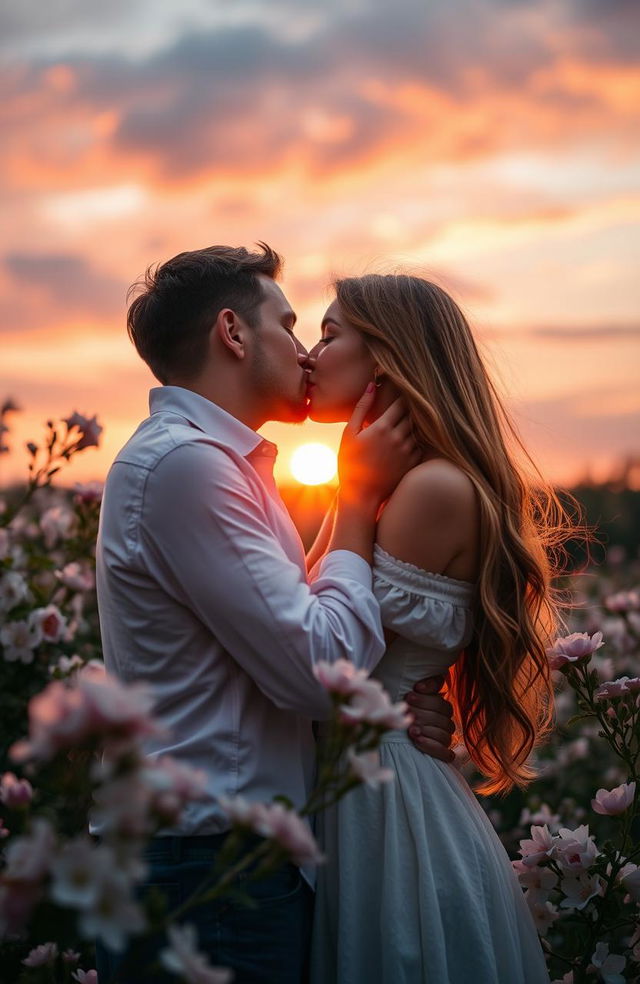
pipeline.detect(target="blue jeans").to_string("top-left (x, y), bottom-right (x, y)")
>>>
top-left (96, 834), bottom-right (313, 984)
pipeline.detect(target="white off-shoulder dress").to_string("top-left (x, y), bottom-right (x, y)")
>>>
top-left (310, 545), bottom-right (550, 984)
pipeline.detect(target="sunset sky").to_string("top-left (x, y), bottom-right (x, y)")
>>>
top-left (1, 0), bottom-right (638, 490)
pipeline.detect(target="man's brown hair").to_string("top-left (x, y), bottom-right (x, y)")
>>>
top-left (127, 243), bottom-right (282, 383)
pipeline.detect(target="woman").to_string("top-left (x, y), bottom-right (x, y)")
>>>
top-left (305, 274), bottom-right (566, 983)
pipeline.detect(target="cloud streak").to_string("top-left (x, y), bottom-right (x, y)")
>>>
top-left (1, 0), bottom-right (638, 192)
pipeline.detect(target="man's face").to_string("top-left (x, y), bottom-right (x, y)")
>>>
top-left (249, 276), bottom-right (309, 423)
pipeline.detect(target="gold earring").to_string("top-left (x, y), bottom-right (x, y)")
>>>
top-left (373, 367), bottom-right (383, 388)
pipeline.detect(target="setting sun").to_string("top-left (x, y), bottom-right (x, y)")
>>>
top-left (290, 443), bottom-right (338, 486)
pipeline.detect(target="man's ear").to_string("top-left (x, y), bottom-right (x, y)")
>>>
top-left (215, 308), bottom-right (247, 359)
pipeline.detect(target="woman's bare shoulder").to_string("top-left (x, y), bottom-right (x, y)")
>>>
top-left (377, 458), bottom-right (478, 576)
top-left (387, 458), bottom-right (476, 515)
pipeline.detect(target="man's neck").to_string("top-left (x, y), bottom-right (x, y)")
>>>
top-left (167, 379), bottom-right (266, 432)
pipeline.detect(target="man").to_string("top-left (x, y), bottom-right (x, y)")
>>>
top-left (96, 244), bottom-right (454, 982)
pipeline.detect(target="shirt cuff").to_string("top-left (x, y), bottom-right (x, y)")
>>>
top-left (317, 549), bottom-right (373, 589)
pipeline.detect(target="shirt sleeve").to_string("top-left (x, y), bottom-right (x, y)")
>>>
top-left (138, 441), bottom-right (385, 718)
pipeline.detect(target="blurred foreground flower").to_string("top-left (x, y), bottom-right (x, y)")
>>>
top-left (160, 923), bottom-right (233, 984)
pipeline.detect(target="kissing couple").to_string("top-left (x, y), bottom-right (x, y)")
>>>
top-left (96, 243), bottom-right (558, 982)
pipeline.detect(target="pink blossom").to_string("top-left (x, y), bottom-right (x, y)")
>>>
top-left (56, 562), bottom-right (95, 593)
top-left (160, 923), bottom-right (233, 983)
top-left (219, 797), bottom-right (323, 866)
top-left (73, 482), bottom-right (103, 505)
top-left (0, 618), bottom-right (41, 663)
top-left (0, 771), bottom-right (33, 808)
top-left (547, 631), bottom-right (603, 669)
top-left (347, 749), bottom-right (394, 789)
top-left (91, 772), bottom-right (155, 838)
top-left (73, 971), bottom-right (99, 984)
top-left (3, 818), bottom-right (55, 883)
top-left (554, 825), bottom-right (598, 873)
top-left (28, 604), bottom-right (67, 644)
top-left (590, 942), bottom-right (626, 984)
top-left (255, 804), bottom-right (324, 867)
top-left (0, 570), bottom-right (28, 614)
top-left (218, 795), bottom-right (271, 829)
top-left (604, 590), bottom-right (640, 613)
top-left (621, 866), bottom-right (640, 903)
top-left (526, 899), bottom-right (559, 934)
top-left (49, 654), bottom-right (85, 677)
top-left (62, 949), bottom-right (80, 964)
top-left (313, 658), bottom-right (370, 695)
top-left (512, 860), bottom-right (557, 902)
top-left (50, 838), bottom-right (111, 909)
top-left (39, 505), bottom-right (75, 549)
top-left (143, 757), bottom-right (208, 826)
top-left (64, 411), bottom-right (103, 450)
top-left (518, 824), bottom-right (556, 866)
top-left (591, 781), bottom-right (636, 816)
top-left (77, 866), bottom-right (146, 952)
top-left (22, 941), bottom-right (58, 967)
top-left (559, 872), bottom-right (603, 909)
top-left (595, 677), bottom-right (632, 699)
top-left (519, 803), bottom-right (560, 830)
top-left (11, 669), bottom-right (159, 763)
top-left (0, 818), bottom-right (9, 838)
top-left (340, 678), bottom-right (412, 730)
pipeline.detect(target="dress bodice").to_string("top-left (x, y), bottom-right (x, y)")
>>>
top-left (371, 545), bottom-right (475, 702)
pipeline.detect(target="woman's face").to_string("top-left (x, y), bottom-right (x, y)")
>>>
top-left (306, 299), bottom-right (377, 423)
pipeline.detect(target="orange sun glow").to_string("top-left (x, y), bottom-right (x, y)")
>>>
top-left (289, 443), bottom-right (338, 486)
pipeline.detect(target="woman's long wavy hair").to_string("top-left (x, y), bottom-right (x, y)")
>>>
top-left (335, 273), bottom-right (575, 795)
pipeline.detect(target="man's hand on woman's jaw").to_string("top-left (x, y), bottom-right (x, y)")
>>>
top-left (404, 675), bottom-right (456, 763)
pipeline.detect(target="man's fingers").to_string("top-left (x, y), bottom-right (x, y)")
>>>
top-left (414, 675), bottom-right (446, 694)
top-left (346, 382), bottom-right (376, 434)
top-left (409, 734), bottom-right (456, 763)
top-left (409, 704), bottom-right (456, 735)
top-left (405, 692), bottom-right (454, 721)
top-left (411, 713), bottom-right (455, 735)
top-left (410, 724), bottom-right (454, 747)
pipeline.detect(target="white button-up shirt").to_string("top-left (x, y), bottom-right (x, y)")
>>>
top-left (96, 386), bottom-right (385, 836)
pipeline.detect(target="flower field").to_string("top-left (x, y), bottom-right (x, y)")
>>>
top-left (0, 404), bottom-right (638, 983)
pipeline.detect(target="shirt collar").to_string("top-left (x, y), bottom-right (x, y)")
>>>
top-left (149, 386), bottom-right (275, 460)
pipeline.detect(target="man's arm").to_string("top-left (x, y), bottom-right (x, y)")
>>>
top-left (141, 390), bottom-right (419, 721)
